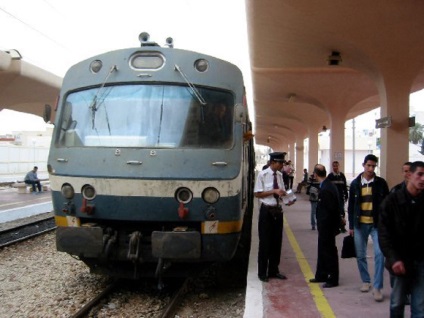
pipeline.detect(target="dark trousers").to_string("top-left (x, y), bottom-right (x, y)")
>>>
top-left (25, 180), bottom-right (41, 192)
top-left (315, 225), bottom-right (339, 284)
top-left (258, 204), bottom-right (283, 277)
top-left (289, 176), bottom-right (294, 189)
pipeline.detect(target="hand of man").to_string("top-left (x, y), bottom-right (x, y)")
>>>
top-left (275, 189), bottom-right (286, 197)
top-left (392, 261), bottom-right (406, 275)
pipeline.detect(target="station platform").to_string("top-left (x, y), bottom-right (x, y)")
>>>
top-left (0, 186), bottom-right (52, 223)
top-left (244, 191), bottom-right (398, 318)
top-left (0, 185), bottom-right (403, 317)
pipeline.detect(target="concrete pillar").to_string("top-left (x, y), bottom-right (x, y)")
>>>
top-left (379, 80), bottom-right (410, 187)
top-left (308, 125), bottom-right (320, 173)
top-left (295, 142), bottom-right (304, 183)
top-left (329, 108), bottom-right (347, 173)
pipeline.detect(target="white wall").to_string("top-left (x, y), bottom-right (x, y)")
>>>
top-left (0, 128), bottom-right (52, 182)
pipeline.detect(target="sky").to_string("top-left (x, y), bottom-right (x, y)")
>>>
top-left (0, 0), bottom-right (250, 78)
top-left (0, 0), bottom-right (253, 134)
top-left (0, 0), bottom-right (423, 136)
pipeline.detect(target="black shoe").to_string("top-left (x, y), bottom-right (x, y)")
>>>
top-left (312, 227), bottom-right (316, 230)
top-left (322, 282), bottom-right (338, 288)
top-left (309, 278), bottom-right (326, 283)
top-left (258, 276), bottom-right (269, 282)
top-left (269, 273), bottom-right (287, 280)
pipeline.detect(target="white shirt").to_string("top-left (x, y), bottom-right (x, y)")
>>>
top-left (254, 167), bottom-right (284, 206)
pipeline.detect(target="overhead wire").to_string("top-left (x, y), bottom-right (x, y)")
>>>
top-left (0, 5), bottom-right (68, 50)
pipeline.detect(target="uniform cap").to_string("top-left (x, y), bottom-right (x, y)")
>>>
top-left (269, 152), bottom-right (286, 162)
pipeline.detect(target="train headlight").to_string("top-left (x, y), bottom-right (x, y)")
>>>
top-left (202, 187), bottom-right (220, 204)
top-left (82, 184), bottom-right (96, 200)
top-left (89, 60), bottom-right (103, 73)
top-left (130, 52), bottom-right (164, 70)
top-left (61, 183), bottom-right (75, 199)
top-left (194, 59), bottom-right (209, 72)
top-left (175, 187), bottom-right (193, 204)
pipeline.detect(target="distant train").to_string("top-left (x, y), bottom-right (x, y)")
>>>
top-left (46, 33), bottom-right (255, 280)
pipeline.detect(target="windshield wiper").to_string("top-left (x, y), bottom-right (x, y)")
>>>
top-left (90, 65), bottom-right (118, 129)
top-left (174, 64), bottom-right (207, 106)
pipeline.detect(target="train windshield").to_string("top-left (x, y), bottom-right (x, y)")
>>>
top-left (58, 84), bottom-right (234, 148)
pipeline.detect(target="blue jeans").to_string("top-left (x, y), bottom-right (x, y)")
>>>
top-left (390, 259), bottom-right (424, 318)
top-left (310, 201), bottom-right (317, 228)
top-left (353, 223), bottom-right (384, 289)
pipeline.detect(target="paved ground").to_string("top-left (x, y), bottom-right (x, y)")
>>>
top-left (244, 191), bottom-right (408, 318)
top-left (0, 187), bottom-right (52, 223)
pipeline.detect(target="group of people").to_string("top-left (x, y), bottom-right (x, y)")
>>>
top-left (255, 152), bottom-right (424, 317)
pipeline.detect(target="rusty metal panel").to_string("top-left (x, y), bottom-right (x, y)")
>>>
top-left (152, 231), bottom-right (201, 259)
top-left (56, 226), bottom-right (103, 258)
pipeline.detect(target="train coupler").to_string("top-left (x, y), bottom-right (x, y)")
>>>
top-left (127, 231), bottom-right (142, 262)
top-left (154, 258), bottom-right (171, 290)
top-left (102, 228), bottom-right (117, 259)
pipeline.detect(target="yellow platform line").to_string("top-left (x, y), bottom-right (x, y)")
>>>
top-left (284, 216), bottom-right (336, 318)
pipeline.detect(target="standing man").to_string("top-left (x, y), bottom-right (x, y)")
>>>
top-left (281, 161), bottom-right (290, 190)
top-left (378, 161), bottom-right (424, 318)
top-left (307, 173), bottom-right (320, 230)
top-left (285, 160), bottom-right (295, 189)
top-left (254, 152), bottom-right (291, 282)
top-left (24, 166), bottom-right (42, 193)
top-left (309, 164), bottom-right (342, 288)
top-left (327, 160), bottom-right (349, 232)
top-left (390, 161), bottom-right (412, 193)
top-left (348, 154), bottom-right (389, 302)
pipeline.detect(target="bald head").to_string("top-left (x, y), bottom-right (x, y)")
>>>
top-left (314, 164), bottom-right (327, 180)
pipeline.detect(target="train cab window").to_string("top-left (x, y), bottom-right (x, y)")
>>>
top-left (58, 84), bottom-right (233, 149)
top-left (198, 102), bottom-right (232, 147)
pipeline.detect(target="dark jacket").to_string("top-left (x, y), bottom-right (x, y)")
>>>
top-left (390, 181), bottom-right (406, 194)
top-left (347, 173), bottom-right (389, 229)
top-left (316, 178), bottom-right (342, 235)
top-left (378, 188), bottom-right (424, 274)
top-left (327, 171), bottom-right (348, 201)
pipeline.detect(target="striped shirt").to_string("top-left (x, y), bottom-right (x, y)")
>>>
top-left (359, 176), bottom-right (374, 224)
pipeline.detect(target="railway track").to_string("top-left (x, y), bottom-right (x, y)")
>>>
top-left (70, 276), bottom-right (194, 318)
top-left (0, 216), bottom-right (56, 248)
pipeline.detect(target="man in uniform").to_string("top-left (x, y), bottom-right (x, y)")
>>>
top-left (254, 152), bottom-right (293, 282)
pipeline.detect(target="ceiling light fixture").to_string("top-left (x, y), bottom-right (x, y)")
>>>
top-left (287, 94), bottom-right (296, 103)
top-left (328, 51), bottom-right (342, 66)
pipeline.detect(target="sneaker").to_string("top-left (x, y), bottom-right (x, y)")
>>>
top-left (373, 288), bottom-right (384, 302)
top-left (360, 283), bottom-right (371, 292)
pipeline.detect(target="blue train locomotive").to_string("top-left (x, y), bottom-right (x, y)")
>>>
top-left (47, 33), bottom-right (255, 279)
